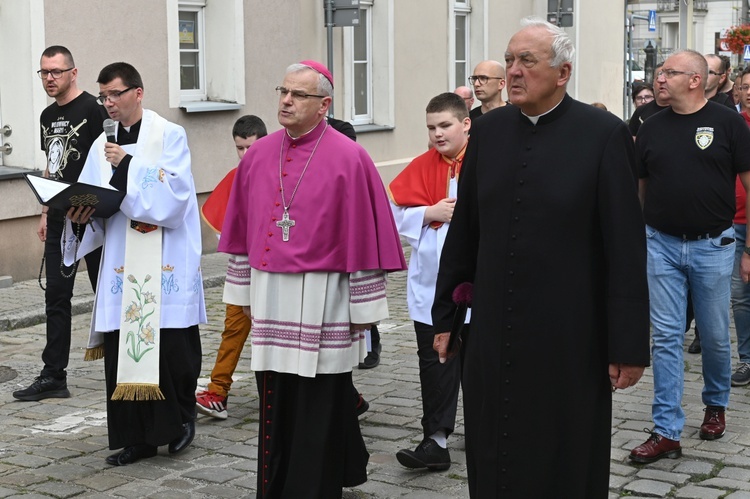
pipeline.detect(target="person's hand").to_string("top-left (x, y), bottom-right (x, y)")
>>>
top-left (433, 332), bottom-right (453, 363)
top-left (37, 213), bottom-right (48, 242)
top-left (104, 142), bottom-right (127, 167)
top-left (742, 252), bottom-right (750, 284)
top-left (351, 323), bottom-right (372, 333)
top-left (608, 363), bottom-right (645, 391)
top-left (242, 306), bottom-right (251, 318)
top-left (425, 198), bottom-right (456, 224)
top-left (66, 205), bottom-right (96, 225)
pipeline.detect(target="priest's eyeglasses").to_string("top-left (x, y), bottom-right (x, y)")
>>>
top-left (97, 87), bottom-right (136, 105)
top-left (276, 86), bottom-right (327, 100)
top-left (657, 69), bottom-right (696, 79)
top-left (37, 68), bottom-right (74, 79)
top-left (468, 75), bottom-right (505, 85)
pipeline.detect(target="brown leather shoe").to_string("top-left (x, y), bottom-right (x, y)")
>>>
top-left (629, 430), bottom-right (681, 464)
top-left (699, 406), bottom-right (726, 440)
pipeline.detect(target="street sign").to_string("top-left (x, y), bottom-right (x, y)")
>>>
top-left (325, 0), bottom-right (360, 27)
top-left (745, 44), bottom-right (750, 61)
top-left (648, 10), bottom-right (656, 32)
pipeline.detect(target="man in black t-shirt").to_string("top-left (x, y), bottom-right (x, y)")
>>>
top-left (630, 49), bottom-right (750, 465)
top-left (13, 46), bottom-right (106, 402)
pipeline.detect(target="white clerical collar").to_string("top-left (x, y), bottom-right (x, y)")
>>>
top-left (522, 97), bottom-right (564, 125)
top-left (286, 120), bottom-right (324, 140)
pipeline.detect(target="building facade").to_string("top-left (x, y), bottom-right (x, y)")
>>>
top-left (0, 0), bottom-right (627, 280)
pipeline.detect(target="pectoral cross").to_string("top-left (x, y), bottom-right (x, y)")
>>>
top-left (276, 209), bottom-right (296, 242)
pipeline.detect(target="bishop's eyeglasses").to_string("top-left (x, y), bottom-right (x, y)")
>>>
top-left (276, 86), bottom-right (327, 100)
top-left (37, 68), bottom-right (74, 79)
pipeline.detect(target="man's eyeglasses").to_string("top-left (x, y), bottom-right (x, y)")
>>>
top-left (276, 86), bottom-right (327, 100)
top-left (97, 87), bottom-right (136, 105)
top-left (635, 95), bottom-right (654, 103)
top-left (37, 68), bottom-right (74, 79)
top-left (657, 69), bottom-right (697, 79)
top-left (738, 85), bottom-right (750, 92)
top-left (468, 75), bottom-right (504, 85)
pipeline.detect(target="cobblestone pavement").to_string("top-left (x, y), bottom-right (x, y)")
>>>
top-left (1, 252), bottom-right (750, 498)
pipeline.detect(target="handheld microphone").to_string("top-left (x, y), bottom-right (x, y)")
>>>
top-left (103, 119), bottom-right (117, 143)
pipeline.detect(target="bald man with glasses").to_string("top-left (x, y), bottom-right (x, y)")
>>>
top-left (468, 60), bottom-right (507, 119)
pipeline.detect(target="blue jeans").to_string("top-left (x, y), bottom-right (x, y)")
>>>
top-left (732, 224), bottom-right (750, 364)
top-left (646, 225), bottom-right (734, 441)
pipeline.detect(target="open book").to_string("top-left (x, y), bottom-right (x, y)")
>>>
top-left (24, 173), bottom-right (125, 219)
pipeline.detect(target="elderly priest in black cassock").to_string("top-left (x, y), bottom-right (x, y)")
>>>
top-left (432, 18), bottom-right (650, 498)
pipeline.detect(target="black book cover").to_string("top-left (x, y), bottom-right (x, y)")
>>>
top-left (25, 173), bottom-right (125, 219)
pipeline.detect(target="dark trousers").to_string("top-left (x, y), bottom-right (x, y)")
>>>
top-left (41, 210), bottom-right (101, 379)
top-left (413, 321), bottom-right (462, 438)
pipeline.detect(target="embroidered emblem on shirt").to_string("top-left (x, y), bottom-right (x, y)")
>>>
top-left (161, 264), bottom-right (179, 294)
top-left (695, 127), bottom-right (714, 150)
top-left (130, 220), bottom-right (158, 233)
top-left (141, 167), bottom-right (159, 189)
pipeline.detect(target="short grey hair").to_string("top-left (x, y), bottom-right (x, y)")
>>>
top-left (520, 17), bottom-right (575, 67)
top-left (285, 63), bottom-right (333, 97)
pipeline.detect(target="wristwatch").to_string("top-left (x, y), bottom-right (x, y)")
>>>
top-left (744, 246), bottom-right (750, 256)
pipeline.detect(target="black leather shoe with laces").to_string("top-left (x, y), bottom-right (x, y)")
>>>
top-left (12, 376), bottom-right (70, 401)
top-left (105, 445), bottom-right (157, 466)
top-left (396, 437), bottom-right (451, 471)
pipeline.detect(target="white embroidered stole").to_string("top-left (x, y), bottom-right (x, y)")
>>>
top-left (110, 112), bottom-right (167, 401)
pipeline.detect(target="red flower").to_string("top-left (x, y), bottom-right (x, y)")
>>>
top-left (724, 25), bottom-right (750, 55)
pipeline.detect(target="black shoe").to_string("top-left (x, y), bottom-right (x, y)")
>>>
top-left (12, 376), bottom-right (70, 401)
top-left (105, 445), bottom-right (157, 466)
top-left (396, 437), bottom-right (451, 471)
top-left (359, 342), bottom-right (381, 369)
top-left (168, 421), bottom-right (195, 454)
top-left (688, 334), bottom-right (701, 354)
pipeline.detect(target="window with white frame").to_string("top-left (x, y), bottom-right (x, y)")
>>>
top-left (179, 2), bottom-right (206, 101)
top-left (454, 1), bottom-right (471, 89)
top-left (351, 2), bottom-right (373, 125)
top-left (342, 0), bottom-right (394, 129)
top-left (168, 0), bottom-right (245, 111)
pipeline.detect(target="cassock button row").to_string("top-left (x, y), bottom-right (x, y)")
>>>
top-left (272, 217), bottom-right (277, 221)
top-left (503, 414), bottom-right (509, 419)
top-left (511, 235), bottom-right (517, 240)
top-left (509, 252), bottom-right (515, 257)
top-left (268, 232), bottom-right (273, 236)
top-left (291, 144), bottom-right (297, 148)
top-left (516, 198), bottom-right (521, 203)
top-left (514, 217), bottom-right (519, 222)
top-left (286, 157), bottom-right (292, 162)
top-left (265, 247), bottom-right (270, 252)
top-left (505, 379), bottom-right (510, 384)
top-left (503, 433), bottom-right (508, 438)
top-left (522, 162), bottom-right (527, 167)
top-left (275, 202), bottom-right (280, 207)
top-left (508, 289), bottom-right (513, 294)
top-left (506, 325), bottom-right (512, 330)
top-left (508, 270), bottom-right (514, 275)
top-left (504, 398), bottom-right (509, 403)
top-left (519, 180), bottom-right (524, 185)
top-left (262, 262), bottom-right (267, 266)
top-left (507, 307), bottom-right (512, 312)
top-left (505, 342), bottom-right (511, 347)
